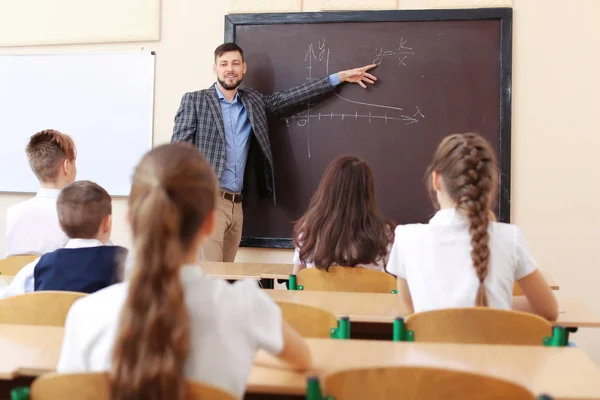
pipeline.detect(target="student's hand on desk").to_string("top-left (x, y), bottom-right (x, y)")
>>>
top-left (254, 350), bottom-right (292, 370)
top-left (337, 64), bottom-right (377, 88)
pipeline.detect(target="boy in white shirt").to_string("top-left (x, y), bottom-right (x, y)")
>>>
top-left (5, 129), bottom-right (77, 257)
top-left (2, 181), bottom-right (126, 298)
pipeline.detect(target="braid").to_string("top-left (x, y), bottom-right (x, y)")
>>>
top-left (457, 143), bottom-right (493, 306)
top-left (428, 133), bottom-right (497, 308)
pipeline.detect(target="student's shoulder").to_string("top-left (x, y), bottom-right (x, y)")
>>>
top-left (393, 223), bottom-right (430, 238)
top-left (489, 221), bottom-right (522, 240)
top-left (6, 198), bottom-right (35, 216)
top-left (69, 282), bottom-right (128, 316)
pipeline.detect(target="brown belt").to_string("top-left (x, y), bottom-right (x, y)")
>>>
top-left (221, 190), bottom-right (243, 203)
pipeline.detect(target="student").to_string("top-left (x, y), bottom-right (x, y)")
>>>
top-left (2, 181), bottom-right (125, 297)
top-left (292, 155), bottom-right (395, 275)
top-left (5, 129), bottom-right (76, 257)
top-left (387, 133), bottom-right (559, 321)
top-left (57, 144), bottom-right (311, 400)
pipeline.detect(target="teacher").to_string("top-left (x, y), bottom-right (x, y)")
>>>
top-left (171, 42), bottom-right (377, 262)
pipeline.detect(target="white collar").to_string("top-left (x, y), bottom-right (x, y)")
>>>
top-left (64, 238), bottom-right (106, 249)
top-left (429, 208), bottom-right (469, 226)
top-left (36, 188), bottom-right (61, 198)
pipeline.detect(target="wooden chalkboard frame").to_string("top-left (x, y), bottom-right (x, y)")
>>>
top-left (225, 8), bottom-right (513, 249)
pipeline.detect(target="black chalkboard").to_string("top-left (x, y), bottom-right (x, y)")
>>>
top-left (225, 9), bottom-right (512, 249)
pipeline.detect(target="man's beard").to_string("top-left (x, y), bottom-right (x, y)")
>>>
top-left (218, 76), bottom-right (243, 90)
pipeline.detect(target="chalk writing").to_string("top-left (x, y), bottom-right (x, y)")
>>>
top-left (373, 37), bottom-right (415, 67)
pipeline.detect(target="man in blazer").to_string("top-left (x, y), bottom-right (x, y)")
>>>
top-left (171, 42), bottom-right (377, 262)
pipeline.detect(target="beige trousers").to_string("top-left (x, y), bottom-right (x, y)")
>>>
top-left (202, 197), bottom-right (243, 262)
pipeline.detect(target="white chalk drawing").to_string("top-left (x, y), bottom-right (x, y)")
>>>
top-left (373, 38), bottom-right (415, 67)
top-left (284, 40), bottom-right (425, 157)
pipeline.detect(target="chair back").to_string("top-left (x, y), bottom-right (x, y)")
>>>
top-left (0, 291), bottom-right (86, 326)
top-left (323, 366), bottom-right (537, 400)
top-left (277, 301), bottom-right (338, 338)
top-left (0, 255), bottom-right (38, 275)
top-left (297, 266), bottom-right (396, 293)
top-left (405, 307), bottom-right (552, 345)
top-left (30, 372), bottom-right (237, 399)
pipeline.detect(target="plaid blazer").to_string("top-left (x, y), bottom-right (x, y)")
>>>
top-left (171, 76), bottom-right (334, 201)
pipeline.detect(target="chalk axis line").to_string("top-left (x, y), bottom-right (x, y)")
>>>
top-left (283, 40), bottom-right (424, 130)
top-left (279, 40), bottom-right (424, 157)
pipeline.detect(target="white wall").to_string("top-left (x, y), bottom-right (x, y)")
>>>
top-left (1, 0), bottom-right (599, 363)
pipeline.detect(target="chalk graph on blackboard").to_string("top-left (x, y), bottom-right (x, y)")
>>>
top-left (282, 39), bottom-right (424, 157)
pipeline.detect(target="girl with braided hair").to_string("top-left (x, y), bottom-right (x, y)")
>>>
top-left (387, 133), bottom-right (558, 320)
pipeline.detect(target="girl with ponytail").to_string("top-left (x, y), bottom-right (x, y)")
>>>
top-left (387, 133), bottom-right (558, 320)
top-left (57, 143), bottom-right (311, 399)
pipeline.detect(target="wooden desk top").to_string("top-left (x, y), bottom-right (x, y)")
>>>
top-left (0, 264), bottom-right (560, 289)
top-left (204, 262), bottom-right (559, 290)
top-left (0, 324), bottom-right (63, 379)
top-left (2, 325), bottom-right (599, 400)
top-left (248, 338), bottom-right (600, 399)
top-left (266, 290), bottom-right (600, 328)
top-left (200, 262), bottom-right (288, 280)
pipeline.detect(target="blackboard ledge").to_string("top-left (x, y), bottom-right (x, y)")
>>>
top-left (240, 237), bottom-right (293, 249)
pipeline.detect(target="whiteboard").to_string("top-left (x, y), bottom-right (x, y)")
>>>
top-left (0, 52), bottom-right (155, 196)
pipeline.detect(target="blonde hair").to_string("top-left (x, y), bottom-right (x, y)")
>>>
top-left (26, 129), bottom-right (76, 182)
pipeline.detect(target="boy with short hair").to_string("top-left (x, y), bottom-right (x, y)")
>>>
top-left (2, 181), bottom-right (127, 297)
top-left (5, 129), bottom-right (77, 256)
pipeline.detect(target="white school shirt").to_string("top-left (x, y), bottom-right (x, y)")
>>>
top-left (5, 188), bottom-right (69, 257)
top-left (57, 265), bottom-right (283, 399)
top-left (1, 238), bottom-right (105, 299)
top-left (387, 208), bottom-right (538, 313)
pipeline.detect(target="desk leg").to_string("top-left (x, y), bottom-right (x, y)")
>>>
top-left (261, 278), bottom-right (274, 289)
top-left (0, 377), bottom-right (34, 400)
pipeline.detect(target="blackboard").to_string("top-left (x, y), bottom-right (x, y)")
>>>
top-left (225, 9), bottom-right (512, 249)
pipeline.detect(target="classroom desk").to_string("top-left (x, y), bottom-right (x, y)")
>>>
top-left (247, 338), bottom-right (600, 400)
top-left (1, 325), bottom-right (600, 400)
top-left (198, 262), bottom-right (560, 291)
top-left (0, 325), bottom-right (62, 380)
top-left (266, 289), bottom-right (600, 329)
top-left (0, 265), bottom-right (561, 289)
top-left (260, 265), bottom-right (559, 289)
top-left (199, 262), bottom-right (291, 281)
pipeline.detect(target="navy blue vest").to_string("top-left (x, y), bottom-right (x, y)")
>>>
top-left (34, 246), bottom-right (127, 293)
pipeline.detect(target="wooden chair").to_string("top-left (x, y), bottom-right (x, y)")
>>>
top-left (30, 372), bottom-right (237, 400)
top-left (316, 366), bottom-right (540, 400)
top-left (296, 266), bottom-right (396, 293)
top-left (277, 301), bottom-right (339, 338)
top-left (404, 308), bottom-right (552, 345)
top-left (0, 291), bottom-right (86, 326)
top-left (0, 255), bottom-right (38, 275)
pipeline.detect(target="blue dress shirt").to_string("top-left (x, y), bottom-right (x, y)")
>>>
top-left (217, 74), bottom-right (341, 193)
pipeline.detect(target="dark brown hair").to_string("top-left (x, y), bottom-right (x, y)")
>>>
top-left (426, 133), bottom-right (498, 307)
top-left (293, 155), bottom-right (395, 271)
top-left (57, 180), bottom-right (111, 239)
top-left (111, 143), bottom-right (218, 400)
top-left (26, 129), bottom-right (76, 183)
top-left (214, 42), bottom-right (244, 61)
